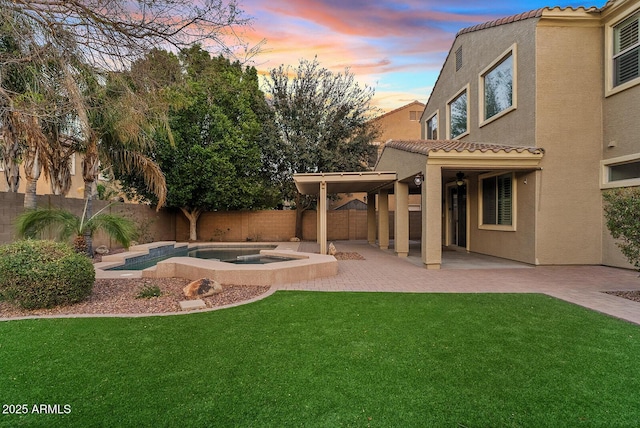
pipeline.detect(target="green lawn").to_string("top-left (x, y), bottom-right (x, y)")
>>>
top-left (1, 292), bottom-right (639, 427)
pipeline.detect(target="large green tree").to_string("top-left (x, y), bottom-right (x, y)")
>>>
top-left (0, 0), bottom-right (248, 210)
top-left (120, 46), bottom-right (279, 240)
top-left (264, 57), bottom-right (379, 238)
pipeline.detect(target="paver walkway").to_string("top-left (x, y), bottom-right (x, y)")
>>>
top-left (279, 240), bottom-right (640, 325)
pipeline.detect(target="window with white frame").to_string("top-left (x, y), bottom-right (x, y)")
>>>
top-left (448, 88), bottom-right (468, 139)
top-left (480, 172), bottom-right (514, 227)
top-left (613, 11), bottom-right (640, 88)
top-left (480, 47), bottom-right (515, 123)
top-left (426, 113), bottom-right (438, 140)
top-left (601, 154), bottom-right (640, 188)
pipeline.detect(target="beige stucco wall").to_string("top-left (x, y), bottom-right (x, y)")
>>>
top-left (418, 19), bottom-right (541, 263)
top-left (601, 81), bottom-right (640, 268)
top-left (371, 102), bottom-right (425, 143)
top-left (0, 153), bottom-right (86, 198)
top-left (534, 21), bottom-right (604, 265)
top-left (376, 147), bottom-right (426, 182)
top-left (417, 13), bottom-right (613, 266)
top-left (467, 170), bottom-right (538, 264)
top-left (602, 86), bottom-right (640, 159)
top-left (421, 18), bottom-right (538, 146)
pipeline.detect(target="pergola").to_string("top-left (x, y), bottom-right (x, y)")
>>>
top-left (294, 171), bottom-right (396, 255)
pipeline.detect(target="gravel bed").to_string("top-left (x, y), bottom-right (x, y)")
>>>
top-left (334, 252), bottom-right (365, 260)
top-left (604, 290), bottom-right (640, 303)
top-left (0, 278), bottom-right (271, 319)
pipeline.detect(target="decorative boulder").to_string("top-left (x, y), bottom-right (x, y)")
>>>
top-left (183, 278), bottom-right (223, 299)
top-left (328, 242), bottom-right (337, 256)
top-left (94, 245), bottom-right (110, 255)
top-left (289, 237), bottom-right (301, 242)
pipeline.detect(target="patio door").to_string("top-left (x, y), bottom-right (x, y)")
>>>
top-left (448, 184), bottom-right (467, 247)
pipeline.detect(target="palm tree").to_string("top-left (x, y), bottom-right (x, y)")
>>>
top-left (15, 200), bottom-right (137, 255)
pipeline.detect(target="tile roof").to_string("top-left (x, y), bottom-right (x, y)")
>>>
top-left (457, 9), bottom-right (544, 36)
top-left (384, 139), bottom-right (544, 156)
top-left (456, 6), bottom-right (601, 36)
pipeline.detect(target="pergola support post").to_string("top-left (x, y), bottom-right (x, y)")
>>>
top-left (378, 189), bottom-right (390, 250)
top-left (367, 193), bottom-right (376, 245)
top-left (318, 181), bottom-right (328, 254)
top-left (422, 165), bottom-right (442, 269)
top-left (394, 181), bottom-right (409, 257)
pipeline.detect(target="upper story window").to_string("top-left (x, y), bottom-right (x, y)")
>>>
top-left (479, 44), bottom-right (517, 126)
top-left (613, 11), bottom-right (640, 87)
top-left (426, 113), bottom-right (438, 140)
top-left (447, 87), bottom-right (468, 139)
top-left (409, 111), bottom-right (420, 121)
top-left (607, 9), bottom-right (640, 95)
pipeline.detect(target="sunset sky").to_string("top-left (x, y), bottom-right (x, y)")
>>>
top-left (225, 0), bottom-right (607, 112)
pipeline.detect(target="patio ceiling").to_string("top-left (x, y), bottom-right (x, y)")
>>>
top-left (294, 171), bottom-right (397, 195)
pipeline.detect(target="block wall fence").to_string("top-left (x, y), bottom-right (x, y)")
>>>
top-left (1, 192), bottom-right (422, 249)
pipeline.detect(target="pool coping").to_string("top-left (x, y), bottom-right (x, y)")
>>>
top-left (94, 241), bottom-right (338, 286)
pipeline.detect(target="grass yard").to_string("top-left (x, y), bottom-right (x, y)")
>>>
top-left (1, 291), bottom-right (639, 427)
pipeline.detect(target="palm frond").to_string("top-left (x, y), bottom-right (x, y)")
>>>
top-left (15, 208), bottom-right (80, 240)
top-left (87, 214), bottom-right (137, 248)
top-left (110, 150), bottom-right (167, 208)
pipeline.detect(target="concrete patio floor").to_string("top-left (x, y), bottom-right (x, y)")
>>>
top-left (285, 240), bottom-right (640, 325)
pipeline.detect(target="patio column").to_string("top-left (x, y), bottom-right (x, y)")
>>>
top-left (378, 189), bottom-right (390, 250)
top-left (318, 181), bottom-right (328, 254)
top-left (367, 193), bottom-right (376, 245)
top-left (422, 165), bottom-right (442, 269)
top-left (394, 181), bottom-right (409, 257)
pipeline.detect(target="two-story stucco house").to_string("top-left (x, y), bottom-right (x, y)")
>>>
top-left (366, 0), bottom-right (640, 269)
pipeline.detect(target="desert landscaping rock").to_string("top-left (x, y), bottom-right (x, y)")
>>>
top-left (183, 278), bottom-right (223, 298)
top-left (94, 245), bottom-right (110, 255)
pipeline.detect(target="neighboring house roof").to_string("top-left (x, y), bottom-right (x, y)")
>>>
top-left (370, 100), bottom-right (425, 122)
top-left (382, 140), bottom-right (544, 156)
top-left (333, 199), bottom-right (368, 211)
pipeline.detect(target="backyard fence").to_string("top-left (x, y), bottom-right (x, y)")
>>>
top-left (1, 192), bottom-right (422, 250)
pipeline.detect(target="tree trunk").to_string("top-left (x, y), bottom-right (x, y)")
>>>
top-left (82, 138), bottom-right (100, 256)
top-left (23, 145), bottom-right (40, 210)
top-left (1, 118), bottom-right (21, 192)
top-left (180, 207), bottom-right (202, 241)
top-left (83, 183), bottom-right (96, 256)
top-left (294, 192), bottom-right (306, 240)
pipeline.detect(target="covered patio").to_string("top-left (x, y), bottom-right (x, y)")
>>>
top-left (294, 140), bottom-right (545, 269)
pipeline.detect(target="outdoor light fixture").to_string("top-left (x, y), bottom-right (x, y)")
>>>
top-left (414, 172), bottom-right (424, 186)
top-left (455, 172), bottom-right (465, 186)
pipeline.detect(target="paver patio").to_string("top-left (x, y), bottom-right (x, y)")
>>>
top-left (282, 240), bottom-right (640, 325)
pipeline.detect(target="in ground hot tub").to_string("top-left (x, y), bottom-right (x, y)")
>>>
top-left (95, 242), bottom-right (337, 286)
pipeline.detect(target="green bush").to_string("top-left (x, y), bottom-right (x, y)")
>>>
top-left (603, 187), bottom-right (640, 270)
top-left (136, 285), bottom-right (162, 299)
top-left (0, 240), bottom-right (95, 309)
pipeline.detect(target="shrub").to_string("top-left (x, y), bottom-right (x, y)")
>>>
top-left (136, 285), bottom-right (162, 299)
top-left (603, 187), bottom-right (640, 270)
top-left (0, 240), bottom-right (95, 309)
